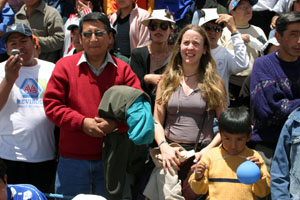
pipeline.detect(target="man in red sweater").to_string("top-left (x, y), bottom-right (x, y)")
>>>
top-left (43, 12), bottom-right (141, 198)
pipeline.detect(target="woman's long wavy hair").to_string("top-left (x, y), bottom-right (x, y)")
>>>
top-left (157, 24), bottom-right (227, 110)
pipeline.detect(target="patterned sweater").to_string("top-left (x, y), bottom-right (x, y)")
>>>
top-left (250, 52), bottom-right (300, 148)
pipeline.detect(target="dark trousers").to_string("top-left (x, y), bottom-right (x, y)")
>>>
top-left (2, 158), bottom-right (57, 193)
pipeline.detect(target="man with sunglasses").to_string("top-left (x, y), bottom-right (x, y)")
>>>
top-left (199, 8), bottom-right (249, 103)
top-left (43, 12), bottom-right (142, 198)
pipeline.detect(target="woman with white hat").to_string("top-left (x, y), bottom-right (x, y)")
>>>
top-left (130, 9), bottom-right (175, 109)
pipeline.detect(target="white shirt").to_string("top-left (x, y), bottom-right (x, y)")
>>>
top-left (0, 59), bottom-right (55, 162)
top-left (212, 33), bottom-right (249, 102)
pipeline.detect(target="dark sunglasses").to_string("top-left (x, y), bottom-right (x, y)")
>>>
top-left (204, 25), bottom-right (223, 33)
top-left (148, 22), bottom-right (169, 31)
top-left (82, 30), bottom-right (106, 38)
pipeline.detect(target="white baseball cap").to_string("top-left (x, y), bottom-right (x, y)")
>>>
top-left (67, 17), bottom-right (80, 30)
top-left (198, 8), bottom-right (220, 27)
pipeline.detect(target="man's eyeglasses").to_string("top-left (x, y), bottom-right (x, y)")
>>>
top-left (148, 22), bottom-right (169, 31)
top-left (204, 25), bottom-right (223, 33)
top-left (82, 30), bottom-right (106, 38)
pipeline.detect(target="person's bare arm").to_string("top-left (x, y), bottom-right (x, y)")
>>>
top-left (154, 81), bottom-right (181, 175)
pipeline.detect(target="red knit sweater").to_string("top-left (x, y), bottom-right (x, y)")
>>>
top-left (43, 52), bottom-right (142, 160)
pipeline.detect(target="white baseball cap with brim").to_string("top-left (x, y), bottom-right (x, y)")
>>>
top-left (141, 9), bottom-right (175, 27)
top-left (198, 8), bottom-right (220, 27)
top-left (67, 17), bottom-right (80, 30)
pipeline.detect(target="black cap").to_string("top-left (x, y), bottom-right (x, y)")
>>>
top-left (2, 23), bottom-right (33, 43)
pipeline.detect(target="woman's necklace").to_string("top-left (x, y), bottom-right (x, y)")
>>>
top-left (184, 73), bottom-right (198, 81)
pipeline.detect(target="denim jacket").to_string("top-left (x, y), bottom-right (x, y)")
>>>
top-left (271, 107), bottom-right (300, 199)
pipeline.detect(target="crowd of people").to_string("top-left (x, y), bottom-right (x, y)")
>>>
top-left (0, 0), bottom-right (299, 200)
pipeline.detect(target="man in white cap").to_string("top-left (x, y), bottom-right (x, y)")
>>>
top-left (65, 17), bottom-right (84, 56)
top-left (199, 8), bottom-right (249, 104)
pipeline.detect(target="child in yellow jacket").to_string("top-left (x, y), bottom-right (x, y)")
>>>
top-left (189, 107), bottom-right (270, 200)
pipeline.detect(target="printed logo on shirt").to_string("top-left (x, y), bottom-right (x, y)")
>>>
top-left (17, 78), bottom-right (44, 107)
top-left (20, 78), bottom-right (42, 98)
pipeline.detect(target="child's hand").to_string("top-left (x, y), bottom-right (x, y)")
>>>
top-left (247, 156), bottom-right (262, 168)
top-left (194, 162), bottom-right (207, 181)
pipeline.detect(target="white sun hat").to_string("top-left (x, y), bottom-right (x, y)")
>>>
top-left (141, 9), bottom-right (176, 27)
top-left (198, 8), bottom-right (220, 27)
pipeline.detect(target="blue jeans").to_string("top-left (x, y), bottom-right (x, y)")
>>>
top-left (55, 157), bottom-right (106, 198)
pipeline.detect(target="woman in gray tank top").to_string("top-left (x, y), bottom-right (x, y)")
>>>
top-left (153, 24), bottom-right (227, 176)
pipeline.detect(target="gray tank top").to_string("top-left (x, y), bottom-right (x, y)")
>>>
top-left (165, 85), bottom-right (215, 144)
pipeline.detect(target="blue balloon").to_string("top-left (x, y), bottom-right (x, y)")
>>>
top-left (236, 160), bottom-right (261, 184)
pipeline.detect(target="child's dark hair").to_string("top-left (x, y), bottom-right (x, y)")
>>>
top-left (219, 107), bottom-right (252, 135)
top-left (0, 159), bottom-right (7, 183)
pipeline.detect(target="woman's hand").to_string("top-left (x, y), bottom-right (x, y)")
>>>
top-left (160, 142), bottom-right (182, 175)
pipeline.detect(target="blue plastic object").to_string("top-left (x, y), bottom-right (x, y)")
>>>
top-left (236, 160), bottom-right (261, 184)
